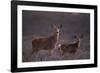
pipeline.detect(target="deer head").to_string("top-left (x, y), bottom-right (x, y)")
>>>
top-left (51, 24), bottom-right (62, 34)
top-left (73, 34), bottom-right (83, 47)
top-left (73, 34), bottom-right (83, 40)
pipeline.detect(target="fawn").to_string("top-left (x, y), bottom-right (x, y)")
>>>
top-left (61, 34), bottom-right (83, 55)
top-left (31, 24), bottom-right (62, 55)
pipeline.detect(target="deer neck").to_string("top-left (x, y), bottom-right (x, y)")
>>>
top-left (77, 38), bottom-right (80, 48)
top-left (52, 32), bottom-right (59, 43)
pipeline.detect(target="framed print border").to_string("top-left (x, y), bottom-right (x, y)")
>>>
top-left (11, 1), bottom-right (97, 72)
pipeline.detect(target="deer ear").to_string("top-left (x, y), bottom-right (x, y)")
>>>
top-left (80, 35), bottom-right (83, 38)
top-left (73, 35), bottom-right (77, 39)
top-left (51, 24), bottom-right (55, 28)
top-left (51, 24), bottom-right (53, 27)
top-left (77, 33), bottom-right (83, 38)
top-left (59, 24), bottom-right (62, 28)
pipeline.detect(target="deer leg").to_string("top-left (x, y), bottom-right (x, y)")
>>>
top-left (48, 50), bottom-right (52, 56)
top-left (70, 49), bottom-right (76, 54)
top-left (32, 49), bottom-right (38, 55)
top-left (26, 49), bottom-right (38, 62)
top-left (61, 51), bottom-right (65, 56)
top-left (59, 47), bottom-right (64, 56)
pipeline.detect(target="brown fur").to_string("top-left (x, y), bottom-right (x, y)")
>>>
top-left (61, 35), bottom-right (83, 55)
top-left (31, 24), bottom-right (61, 55)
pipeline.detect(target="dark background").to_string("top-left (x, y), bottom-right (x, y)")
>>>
top-left (22, 10), bottom-right (90, 62)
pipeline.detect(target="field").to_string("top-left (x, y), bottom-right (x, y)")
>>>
top-left (22, 10), bottom-right (90, 62)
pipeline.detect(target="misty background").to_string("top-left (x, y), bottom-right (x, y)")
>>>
top-left (22, 10), bottom-right (90, 62)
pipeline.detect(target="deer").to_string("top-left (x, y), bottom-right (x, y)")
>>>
top-left (60, 34), bottom-right (83, 55)
top-left (31, 24), bottom-right (62, 56)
